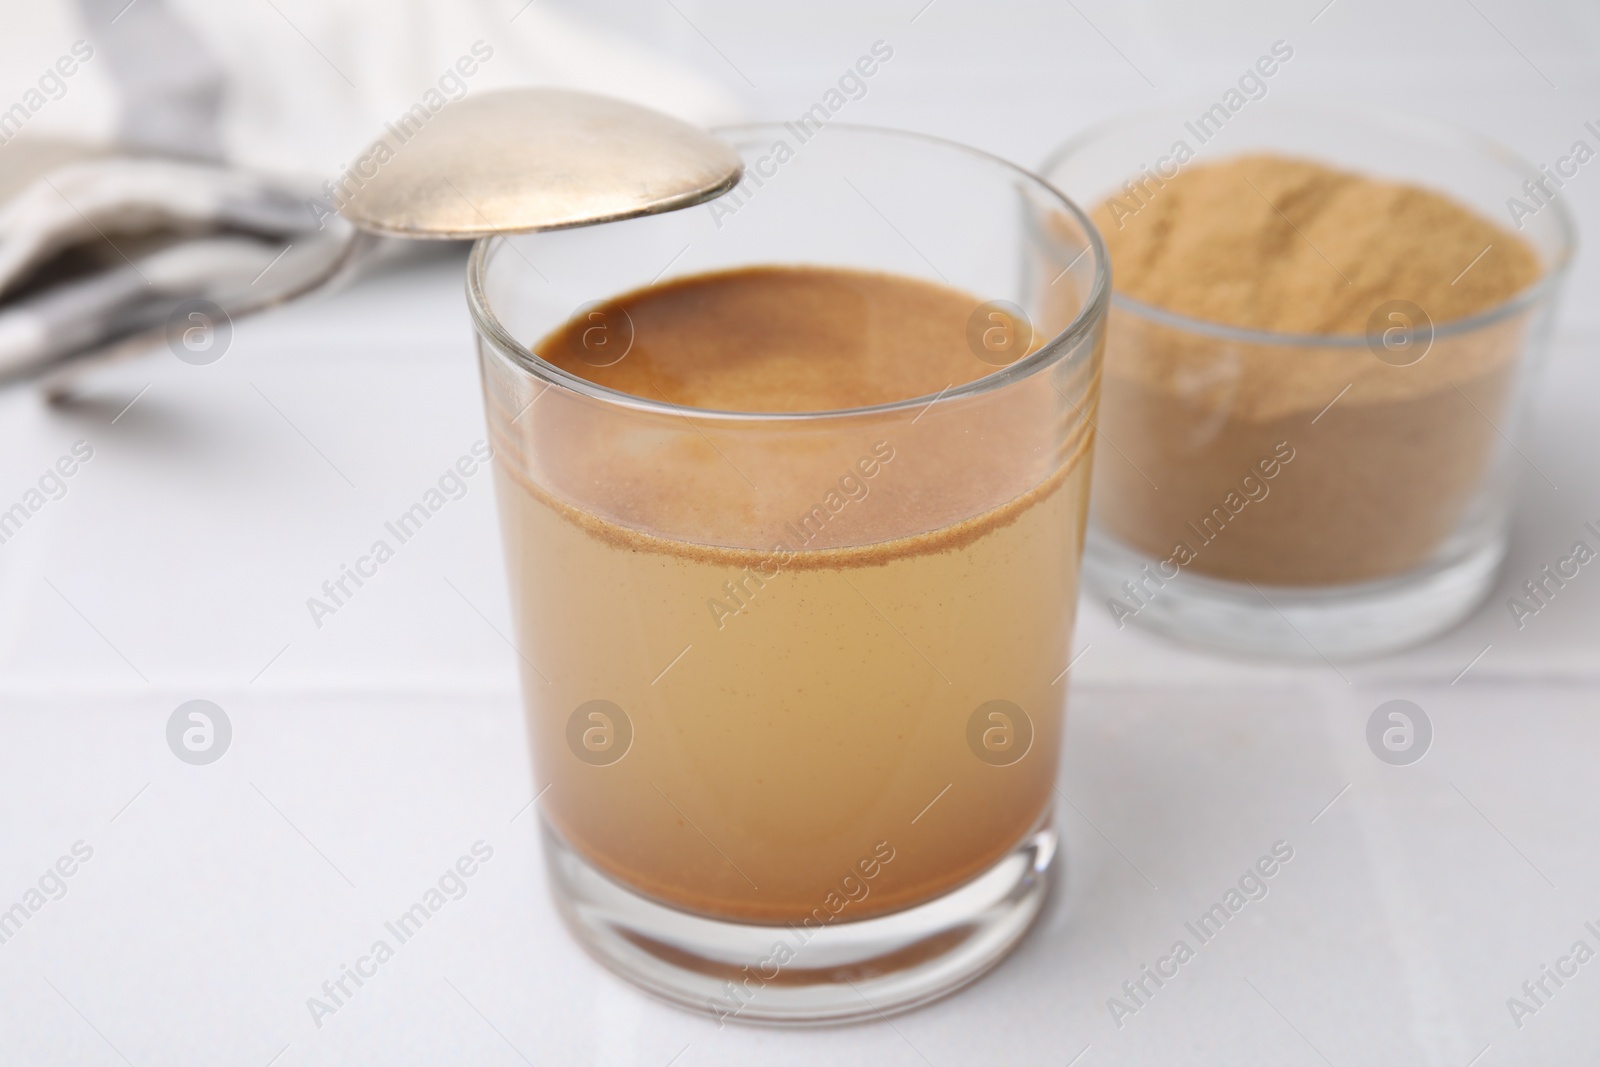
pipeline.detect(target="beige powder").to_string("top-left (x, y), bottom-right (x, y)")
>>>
top-left (1087, 154), bottom-right (1543, 586)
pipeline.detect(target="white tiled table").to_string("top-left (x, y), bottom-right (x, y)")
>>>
top-left (2, 1), bottom-right (1598, 1063)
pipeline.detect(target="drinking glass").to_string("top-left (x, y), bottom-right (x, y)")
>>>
top-left (470, 124), bottom-right (1108, 1022)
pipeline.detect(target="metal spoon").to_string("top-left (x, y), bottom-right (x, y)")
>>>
top-left (338, 88), bottom-right (744, 239)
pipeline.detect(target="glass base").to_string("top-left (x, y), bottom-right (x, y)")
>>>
top-left (1083, 528), bottom-right (1507, 661)
top-left (540, 818), bottom-right (1057, 1026)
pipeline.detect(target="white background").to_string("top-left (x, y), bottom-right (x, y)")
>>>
top-left (1, 1), bottom-right (1598, 1064)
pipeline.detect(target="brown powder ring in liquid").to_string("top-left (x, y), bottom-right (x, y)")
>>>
top-left (487, 264), bottom-right (1098, 563)
top-left (488, 420), bottom-right (1093, 571)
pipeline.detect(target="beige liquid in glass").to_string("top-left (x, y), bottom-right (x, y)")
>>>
top-left (493, 267), bottom-right (1091, 924)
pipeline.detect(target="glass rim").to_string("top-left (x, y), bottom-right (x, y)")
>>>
top-left (1038, 97), bottom-right (1579, 349)
top-left (466, 121), bottom-right (1110, 423)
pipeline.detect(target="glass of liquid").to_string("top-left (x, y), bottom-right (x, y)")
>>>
top-left (469, 123), bottom-right (1108, 1022)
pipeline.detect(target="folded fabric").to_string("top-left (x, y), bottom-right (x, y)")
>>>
top-left (0, 153), bottom-right (359, 387)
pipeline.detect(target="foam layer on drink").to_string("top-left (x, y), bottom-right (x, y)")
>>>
top-left (494, 266), bottom-right (1092, 562)
top-left (540, 265), bottom-right (996, 412)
